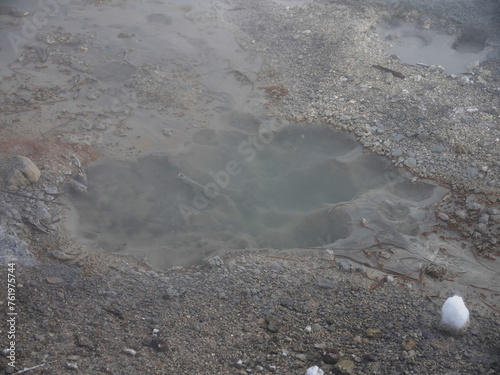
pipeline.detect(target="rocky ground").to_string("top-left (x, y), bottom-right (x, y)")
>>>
top-left (0, 0), bottom-right (499, 374)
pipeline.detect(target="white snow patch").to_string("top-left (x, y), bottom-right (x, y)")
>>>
top-left (441, 295), bottom-right (470, 334)
top-left (306, 365), bottom-right (324, 375)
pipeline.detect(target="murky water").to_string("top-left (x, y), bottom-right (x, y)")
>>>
top-left (378, 21), bottom-right (492, 73)
top-left (69, 123), bottom-right (447, 268)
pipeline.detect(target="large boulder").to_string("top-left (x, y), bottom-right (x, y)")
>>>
top-left (6, 155), bottom-right (41, 190)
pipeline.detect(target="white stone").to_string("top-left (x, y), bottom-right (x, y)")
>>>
top-left (440, 295), bottom-right (470, 334)
top-left (306, 366), bottom-right (324, 375)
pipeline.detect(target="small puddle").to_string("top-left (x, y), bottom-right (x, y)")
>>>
top-left (68, 123), bottom-right (446, 269)
top-left (378, 21), bottom-right (492, 73)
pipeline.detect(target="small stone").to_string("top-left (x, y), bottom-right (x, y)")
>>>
top-left (466, 202), bottom-right (481, 211)
top-left (67, 355), bottom-right (80, 361)
top-left (317, 279), bottom-right (335, 289)
top-left (86, 88), bottom-right (99, 100)
top-left (7, 155), bottom-right (41, 189)
top-left (391, 149), bottom-right (403, 157)
top-left (392, 134), bottom-right (405, 142)
top-left (203, 256), bottom-right (223, 267)
top-left (478, 214), bottom-right (489, 224)
top-left (437, 212), bottom-right (449, 221)
top-left (317, 249), bottom-right (335, 260)
top-left (404, 157), bottom-right (417, 168)
top-left (422, 331), bottom-right (434, 339)
top-left (66, 362), bottom-right (78, 370)
top-left (465, 167), bottom-right (478, 178)
top-left (333, 359), bottom-right (355, 374)
top-left (311, 323), bottom-right (322, 332)
top-left (162, 128), bottom-right (173, 136)
top-left (365, 328), bottom-right (382, 338)
top-left (401, 338), bottom-right (416, 351)
top-left (455, 209), bottom-right (467, 220)
top-left (46, 277), bottom-right (63, 284)
top-left (266, 315), bottom-right (281, 333)
top-left (36, 202), bottom-right (51, 221)
top-left (337, 259), bottom-right (353, 272)
top-left (431, 144), bottom-right (445, 153)
top-left (124, 348), bottom-right (137, 356)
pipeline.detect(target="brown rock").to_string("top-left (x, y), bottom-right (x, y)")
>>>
top-left (402, 338), bottom-right (416, 351)
top-left (7, 155), bottom-right (41, 189)
top-left (365, 328), bottom-right (382, 338)
top-left (334, 359), bottom-right (354, 374)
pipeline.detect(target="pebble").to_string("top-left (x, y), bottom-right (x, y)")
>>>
top-left (404, 157), bottom-right (417, 168)
top-left (334, 359), bottom-right (355, 375)
top-left (392, 134), bottom-right (405, 142)
top-left (437, 212), bottom-right (449, 221)
top-left (478, 214), bottom-right (489, 224)
top-left (317, 279), bottom-right (335, 289)
top-left (124, 348), bottom-right (137, 356)
top-left (337, 259), bottom-right (353, 272)
top-left (455, 209), bottom-right (467, 220)
top-left (466, 202), bottom-right (482, 210)
top-left (465, 167), bottom-right (479, 177)
top-left (66, 362), bottom-right (78, 370)
top-left (317, 249), bottom-right (335, 260)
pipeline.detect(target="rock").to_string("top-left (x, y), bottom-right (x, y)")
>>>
top-left (317, 279), bottom-right (335, 289)
top-left (455, 209), bottom-right (467, 220)
top-left (365, 328), bottom-right (382, 338)
top-left (66, 362), bottom-right (78, 370)
top-left (203, 256), bottom-right (223, 267)
top-left (466, 202), bottom-right (481, 211)
top-left (317, 249), bottom-right (335, 260)
top-left (487, 208), bottom-right (500, 215)
top-left (311, 323), bottom-right (322, 332)
top-left (6, 169), bottom-right (29, 190)
top-left (440, 295), bottom-right (470, 335)
top-left (306, 365), bottom-right (324, 375)
top-left (391, 149), bottom-right (403, 157)
top-left (266, 315), bottom-right (281, 333)
top-left (478, 214), bottom-right (489, 224)
top-left (392, 134), bottom-right (405, 142)
top-left (337, 259), bottom-right (353, 272)
top-left (437, 212), bottom-right (449, 221)
top-left (333, 359), bottom-right (354, 374)
top-left (124, 348), bottom-right (137, 356)
top-left (465, 167), bottom-right (478, 178)
top-left (46, 276), bottom-right (64, 284)
top-left (404, 157), bottom-right (417, 168)
top-left (6, 156), bottom-right (41, 189)
top-left (401, 338), bottom-right (416, 351)
top-left (36, 202), bottom-right (51, 221)
top-left (431, 144), bottom-right (445, 153)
